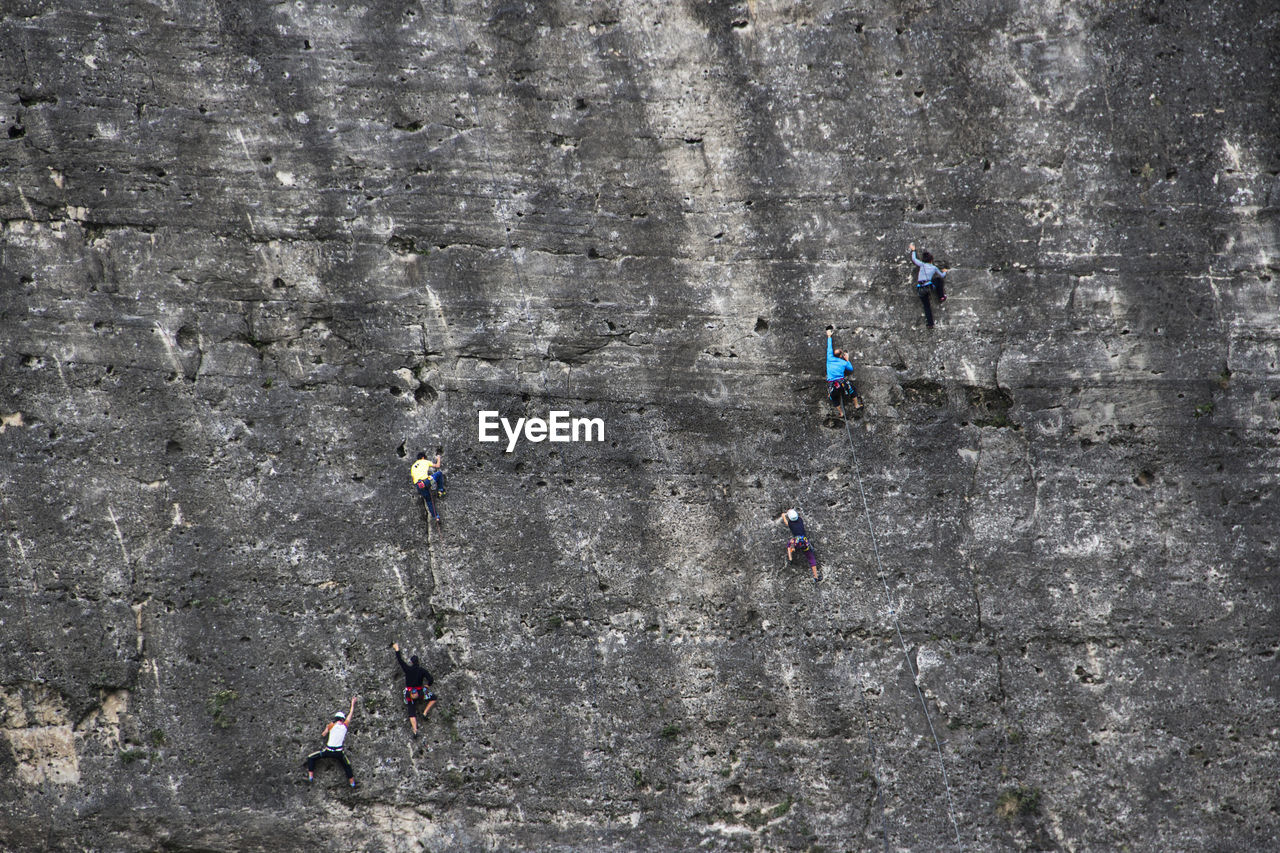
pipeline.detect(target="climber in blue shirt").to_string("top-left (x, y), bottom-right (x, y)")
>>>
top-left (825, 326), bottom-right (861, 419)
top-left (909, 243), bottom-right (948, 328)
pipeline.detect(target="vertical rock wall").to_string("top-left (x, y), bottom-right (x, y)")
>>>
top-left (1, 1), bottom-right (1277, 850)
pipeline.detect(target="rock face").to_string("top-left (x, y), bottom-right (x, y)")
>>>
top-left (1, 1), bottom-right (1278, 850)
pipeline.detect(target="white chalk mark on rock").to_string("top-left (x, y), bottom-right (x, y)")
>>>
top-left (154, 322), bottom-right (186, 378)
top-left (108, 505), bottom-right (130, 567)
top-left (17, 187), bottom-right (36, 220)
top-left (0, 412), bottom-right (24, 433)
top-left (388, 564), bottom-right (414, 621)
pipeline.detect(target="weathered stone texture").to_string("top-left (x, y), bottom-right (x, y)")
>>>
top-left (1, 0), bottom-right (1278, 850)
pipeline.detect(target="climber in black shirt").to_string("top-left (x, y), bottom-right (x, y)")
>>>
top-left (392, 642), bottom-right (437, 736)
top-left (777, 508), bottom-right (820, 583)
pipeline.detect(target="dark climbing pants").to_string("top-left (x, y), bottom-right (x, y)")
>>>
top-left (917, 281), bottom-right (945, 327)
top-left (307, 747), bottom-right (353, 780)
top-left (416, 481), bottom-right (438, 520)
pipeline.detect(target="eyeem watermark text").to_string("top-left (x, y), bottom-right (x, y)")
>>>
top-left (478, 410), bottom-right (605, 453)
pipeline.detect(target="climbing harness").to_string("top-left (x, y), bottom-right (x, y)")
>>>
top-left (405, 687), bottom-right (437, 705)
top-left (827, 377), bottom-right (858, 404)
top-left (843, 416), bottom-right (964, 849)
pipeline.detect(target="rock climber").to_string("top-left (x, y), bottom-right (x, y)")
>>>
top-left (410, 451), bottom-right (441, 523)
top-left (778, 508), bottom-right (820, 583)
top-left (909, 243), bottom-right (948, 328)
top-left (392, 642), bottom-right (437, 736)
top-left (826, 326), bottom-right (862, 419)
top-left (306, 695), bottom-right (358, 787)
top-left (427, 446), bottom-right (446, 497)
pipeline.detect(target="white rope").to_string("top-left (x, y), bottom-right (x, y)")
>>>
top-left (843, 417), bottom-right (964, 849)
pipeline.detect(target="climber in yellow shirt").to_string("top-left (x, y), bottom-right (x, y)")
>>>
top-left (409, 448), bottom-right (444, 523)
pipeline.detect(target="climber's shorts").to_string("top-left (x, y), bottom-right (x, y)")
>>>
top-left (404, 687), bottom-right (437, 713)
top-left (828, 379), bottom-right (857, 404)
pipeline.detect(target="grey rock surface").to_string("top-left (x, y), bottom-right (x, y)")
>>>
top-left (1, 0), bottom-right (1278, 850)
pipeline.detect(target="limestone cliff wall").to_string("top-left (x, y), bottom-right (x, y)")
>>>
top-left (1, 1), bottom-right (1277, 850)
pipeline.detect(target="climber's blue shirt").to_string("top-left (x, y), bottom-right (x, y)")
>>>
top-left (826, 337), bottom-right (854, 381)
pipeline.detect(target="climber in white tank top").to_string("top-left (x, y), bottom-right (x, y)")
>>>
top-left (306, 695), bottom-right (358, 787)
top-left (326, 717), bottom-right (348, 749)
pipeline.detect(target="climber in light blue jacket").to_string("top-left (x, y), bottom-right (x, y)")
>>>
top-left (909, 242), bottom-right (948, 328)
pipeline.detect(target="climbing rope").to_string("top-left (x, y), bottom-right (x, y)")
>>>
top-left (433, 6), bottom-right (950, 844)
top-left (815, 496), bottom-right (890, 851)
top-left (843, 416), bottom-right (964, 849)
